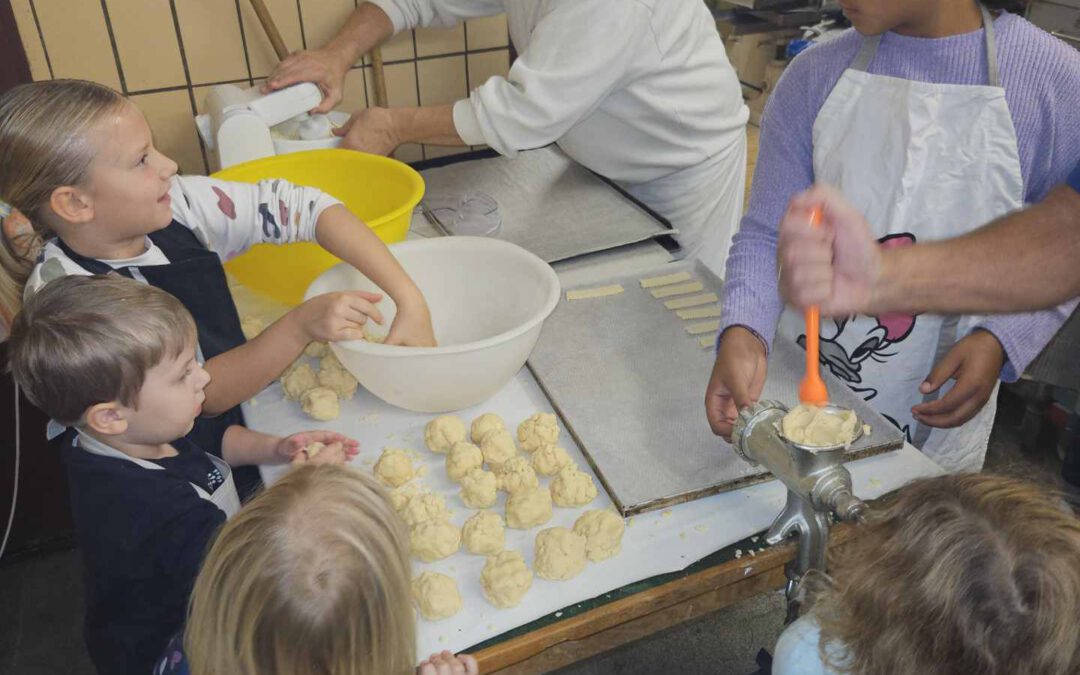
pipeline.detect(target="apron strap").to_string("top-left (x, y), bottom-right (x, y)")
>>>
top-left (980, 4), bottom-right (1000, 88)
top-left (849, 34), bottom-right (882, 73)
top-left (850, 4), bottom-right (999, 87)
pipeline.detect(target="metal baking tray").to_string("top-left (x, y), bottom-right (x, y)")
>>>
top-left (527, 260), bottom-right (905, 516)
top-left (420, 146), bottom-right (674, 263)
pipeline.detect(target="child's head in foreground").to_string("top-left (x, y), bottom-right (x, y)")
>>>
top-left (811, 472), bottom-right (1080, 675)
top-left (0, 79), bottom-right (177, 319)
top-left (184, 462), bottom-right (415, 675)
top-left (8, 274), bottom-right (208, 444)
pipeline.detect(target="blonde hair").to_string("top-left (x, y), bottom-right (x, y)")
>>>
top-left (810, 473), bottom-right (1080, 675)
top-left (0, 79), bottom-right (125, 322)
top-left (185, 463), bottom-right (415, 675)
top-left (7, 274), bottom-right (195, 425)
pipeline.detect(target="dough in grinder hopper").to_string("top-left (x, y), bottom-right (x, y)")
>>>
top-left (780, 404), bottom-right (859, 447)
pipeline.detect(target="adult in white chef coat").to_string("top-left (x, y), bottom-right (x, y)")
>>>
top-left (266, 0), bottom-right (750, 272)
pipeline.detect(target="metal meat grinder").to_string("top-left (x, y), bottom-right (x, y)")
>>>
top-left (731, 400), bottom-right (868, 622)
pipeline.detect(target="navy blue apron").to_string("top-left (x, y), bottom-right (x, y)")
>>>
top-left (53, 222), bottom-right (261, 497)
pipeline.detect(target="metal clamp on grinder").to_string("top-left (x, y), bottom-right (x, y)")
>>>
top-left (731, 400), bottom-right (868, 623)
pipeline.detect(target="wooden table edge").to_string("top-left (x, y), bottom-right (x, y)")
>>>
top-left (475, 524), bottom-right (857, 673)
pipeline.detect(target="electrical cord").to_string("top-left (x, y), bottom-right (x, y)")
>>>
top-left (0, 379), bottom-right (20, 561)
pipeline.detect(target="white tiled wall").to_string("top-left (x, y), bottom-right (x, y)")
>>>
top-left (10, 0), bottom-right (512, 174)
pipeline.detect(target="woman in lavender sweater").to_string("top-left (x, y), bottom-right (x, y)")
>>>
top-left (706, 0), bottom-right (1080, 472)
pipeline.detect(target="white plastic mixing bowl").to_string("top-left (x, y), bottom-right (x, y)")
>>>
top-left (305, 237), bottom-right (561, 412)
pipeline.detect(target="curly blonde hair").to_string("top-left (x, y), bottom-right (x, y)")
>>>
top-left (810, 473), bottom-right (1080, 675)
top-left (185, 464), bottom-right (415, 675)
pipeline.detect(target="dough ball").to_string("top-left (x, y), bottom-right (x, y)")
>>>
top-left (781, 404), bottom-right (859, 447)
top-left (320, 351), bottom-right (346, 372)
top-left (460, 468), bottom-right (497, 509)
top-left (240, 316), bottom-right (266, 340)
top-left (550, 466), bottom-right (598, 507)
top-left (300, 387), bottom-right (339, 421)
top-left (400, 492), bottom-right (449, 528)
top-left (425, 415), bottom-right (467, 454)
top-left (375, 447), bottom-right (415, 487)
top-left (480, 430), bottom-right (517, 470)
top-left (533, 527), bottom-right (588, 581)
top-left (463, 511), bottom-right (505, 556)
top-left (317, 360), bottom-right (358, 400)
top-left (389, 484), bottom-right (420, 513)
top-left (517, 413), bottom-right (559, 453)
top-left (446, 441), bottom-right (483, 483)
top-left (573, 510), bottom-right (625, 561)
top-left (281, 362), bottom-right (318, 400)
top-left (304, 341), bottom-right (329, 358)
top-left (300, 441), bottom-right (344, 464)
top-left (496, 456), bottom-right (539, 494)
top-left (505, 486), bottom-right (552, 529)
top-left (412, 571), bottom-right (463, 621)
top-left (410, 520), bottom-right (461, 562)
top-left (362, 331), bottom-right (386, 344)
top-left (471, 413), bottom-right (505, 444)
top-left (531, 443), bottom-right (573, 477)
top-left (480, 550), bottom-right (533, 608)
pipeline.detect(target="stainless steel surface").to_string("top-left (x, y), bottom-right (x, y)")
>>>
top-left (527, 260), bottom-right (904, 516)
top-left (419, 202), bottom-right (451, 237)
top-left (732, 400), bottom-right (868, 622)
top-left (419, 146), bottom-right (674, 264)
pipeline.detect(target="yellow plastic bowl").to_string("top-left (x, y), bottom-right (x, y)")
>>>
top-left (212, 149), bottom-right (424, 306)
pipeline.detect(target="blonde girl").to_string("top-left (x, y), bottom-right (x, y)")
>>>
top-left (773, 473), bottom-right (1080, 675)
top-left (0, 79), bottom-right (434, 493)
top-left (156, 463), bottom-right (477, 675)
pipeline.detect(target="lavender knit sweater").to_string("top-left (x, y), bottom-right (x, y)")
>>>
top-left (720, 12), bottom-right (1080, 381)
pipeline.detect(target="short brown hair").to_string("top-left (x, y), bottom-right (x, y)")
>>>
top-left (811, 473), bottom-right (1080, 675)
top-left (185, 463), bottom-right (415, 675)
top-left (7, 274), bottom-right (195, 425)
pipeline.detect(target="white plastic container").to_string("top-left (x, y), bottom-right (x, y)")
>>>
top-left (271, 110), bottom-right (350, 155)
top-left (305, 237), bottom-right (561, 412)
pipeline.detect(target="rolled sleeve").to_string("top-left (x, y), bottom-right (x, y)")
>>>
top-left (461, 1), bottom-right (647, 156)
top-left (452, 98), bottom-right (487, 146)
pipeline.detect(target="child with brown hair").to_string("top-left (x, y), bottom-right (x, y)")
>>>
top-left (155, 463), bottom-right (478, 675)
top-left (7, 274), bottom-right (357, 675)
top-left (773, 473), bottom-right (1080, 675)
top-left (0, 78), bottom-right (434, 494)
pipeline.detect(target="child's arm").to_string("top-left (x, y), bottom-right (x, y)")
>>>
top-left (171, 176), bottom-right (432, 414)
top-left (221, 426), bottom-right (359, 466)
top-left (202, 287), bottom-right (384, 414)
top-left (314, 203), bottom-right (434, 346)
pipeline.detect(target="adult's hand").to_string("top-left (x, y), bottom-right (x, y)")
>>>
top-left (262, 48), bottom-right (349, 113)
top-left (333, 107), bottom-right (401, 155)
top-left (705, 327), bottom-right (769, 441)
top-left (777, 185), bottom-right (882, 316)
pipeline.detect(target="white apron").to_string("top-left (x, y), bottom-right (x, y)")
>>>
top-left (620, 132), bottom-right (748, 276)
top-left (776, 5), bottom-right (1024, 472)
top-left (77, 431), bottom-right (242, 518)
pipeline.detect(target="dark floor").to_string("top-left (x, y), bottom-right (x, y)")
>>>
top-left (0, 388), bottom-right (1071, 675)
